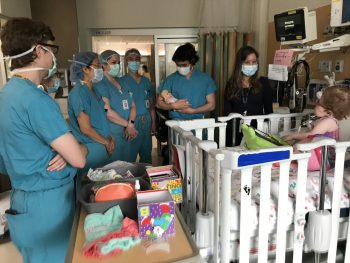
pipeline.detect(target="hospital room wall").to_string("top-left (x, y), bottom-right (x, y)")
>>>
top-left (266, 2), bottom-right (350, 141)
top-left (0, 0), bottom-right (31, 89)
top-left (75, 0), bottom-right (201, 51)
top-left (0, 0), bottom-right (31, 18)
top-left (30, 0), bottom-right (79, 69)
top-left (267, 3), bottom-right (350, 81)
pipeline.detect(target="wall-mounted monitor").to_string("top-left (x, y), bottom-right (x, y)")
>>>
top-left (331, 0), bottom-right (350, 27)
top-left (274, 7), bottom-right (317, 45)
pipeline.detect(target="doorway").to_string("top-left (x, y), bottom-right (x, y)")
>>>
top-left (91, 28), bottom-right (198, 89)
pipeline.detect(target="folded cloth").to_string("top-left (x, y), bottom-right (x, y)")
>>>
top-left (84, 206), bottom-right (124, 244)
top-left (83, 217), bottom-right (140, 257)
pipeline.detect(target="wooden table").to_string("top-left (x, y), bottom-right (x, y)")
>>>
top-left (65, 205), bottom-right (200, 263)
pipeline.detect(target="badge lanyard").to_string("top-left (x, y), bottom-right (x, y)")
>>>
top-left (241, 87), bottom-right (251, 116)
top-left (240, 87), bottom-right (251, 132)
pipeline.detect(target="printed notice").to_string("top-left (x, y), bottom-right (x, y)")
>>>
top-left (273, 49), bottom-right (294, 67)
top-left (268, 64), bottom-right (289, 81)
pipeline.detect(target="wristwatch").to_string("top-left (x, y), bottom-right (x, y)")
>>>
top-left (129, 119), bottom-right (135, 124)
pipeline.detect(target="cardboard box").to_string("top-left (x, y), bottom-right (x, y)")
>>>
top-left (137, 190), bottom-right (175, 239)
top-left (146, 165), bottom-right (183, 203)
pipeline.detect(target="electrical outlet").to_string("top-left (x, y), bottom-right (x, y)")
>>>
top-left (318, 60), bottom-right (332, 73)
top-left (334, 60), bottom-right (344, 72)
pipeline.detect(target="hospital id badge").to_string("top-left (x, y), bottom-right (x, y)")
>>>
top-left (122, 99), bottom-right (129, 110)
top-left (145, 99), bottom-right (150, 108)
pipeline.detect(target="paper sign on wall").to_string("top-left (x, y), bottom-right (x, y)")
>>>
top-left (268, 64), bottom-right (289, 81)
top-left (273, 49), bottom-right (294, 67)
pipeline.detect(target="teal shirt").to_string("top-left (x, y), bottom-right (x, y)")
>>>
top-left (68, 81), bottom-right (110, 144)
top-left (119, 74), bottom-right (154, 116)
top-left (94, 76), bottom-right (133, 134)
top-left (159, 70), bottom-right (216, 120)
top-left (0, 77), bottom-right (76, 191)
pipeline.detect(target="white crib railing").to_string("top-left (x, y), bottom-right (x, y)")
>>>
top-left (219, 146), bottom-right (304, 263)
top-left (166, 118), bottom-right (227, 148)
top-left (218, 111), bottom-right (313, 146)
top-left (166, 116), bottom-right (350, 263)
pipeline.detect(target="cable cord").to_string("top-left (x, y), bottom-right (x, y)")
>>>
top-left (287, 59), bottom-right (310, 90)
top-left (286, 60), bottom-right (310, 112)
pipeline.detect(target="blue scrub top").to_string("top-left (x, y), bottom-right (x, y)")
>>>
top-left (159, 70), bottom-right (216, 120)
top-left (119, 74), bottom-right (154, 116)
top-left (0, 77), bottom-right (76, 191)
top-left (68, 81), bottom-right (110, 144)
top-left (94, 76), bottom-right (133, 133)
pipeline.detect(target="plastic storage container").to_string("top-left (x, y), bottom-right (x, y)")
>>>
top-left (79, 174), bottom-right (151, 220)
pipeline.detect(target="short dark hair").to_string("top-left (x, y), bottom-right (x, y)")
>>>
top-left (1, 18), bottom-right (55, 70)
top-left (172, 43), bottom-right (199, 65)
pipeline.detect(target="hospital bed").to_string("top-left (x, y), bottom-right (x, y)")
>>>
top-left (166, 112), bottom-right (350, 263)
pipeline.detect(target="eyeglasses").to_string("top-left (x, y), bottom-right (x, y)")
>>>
top-left (90, 63), bottom-right (102, 69)
top-left (38, 43), bottom-right (59, 55)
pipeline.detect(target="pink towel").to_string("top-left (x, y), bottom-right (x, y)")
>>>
top-left (83, 217), bottom-right (139, 258)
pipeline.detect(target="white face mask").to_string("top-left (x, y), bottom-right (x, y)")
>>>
top-left (177, 66), bottom-right (191, 76)
top-left (92, 68), bottom-right (104, 83)
top-left (8, 45), bottom-right (57, 79)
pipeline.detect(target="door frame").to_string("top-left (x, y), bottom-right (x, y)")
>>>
top-left (154, 36), bottom-right (198, 89)
top-left (90, 28), bottom-right (199, 88)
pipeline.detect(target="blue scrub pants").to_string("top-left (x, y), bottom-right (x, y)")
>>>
top-left (77, 142), bottom-right (111, 192)
top-left (129, 114), bottom-right (152, 164)
top-left (6, 182), bottom-right (75, 263)
top-left (110, 129), bottom-right (132, 162)
top-left (85, 142), bottom-right (110, 170)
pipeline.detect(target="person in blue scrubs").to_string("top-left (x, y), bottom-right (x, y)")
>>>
top-left (94, 50), bottom-right (138, 162)
top-left (68, 52), bottom-right (116, 173)
top-left (119, 48), bottom-right (156, 164)
top-left (157, 43), bottom-right (216, 120)
top-left (40, 73), bottom-right (61, 95)
top-left (0, 18), bottom-right (87, 263)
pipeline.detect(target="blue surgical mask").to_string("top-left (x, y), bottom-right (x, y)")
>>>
top-left (108, 63), bottom-right (120, 77)
top-left (241, 64), bottom-right (258, 76)
top-left (128, 61), bottom-right (140, 72)
top-left (92, 68), bottom-right (104, 83)
top-left (47, 78), bottom-right (61, 94)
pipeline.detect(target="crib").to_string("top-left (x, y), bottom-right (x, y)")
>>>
top-left (166, 112), bottom-right (350, 263)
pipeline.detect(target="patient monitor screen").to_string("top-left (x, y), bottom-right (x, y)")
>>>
top-left (342, 0), bottom-right (350, 24)
top-left (274, 9), bottom-right (306, 42)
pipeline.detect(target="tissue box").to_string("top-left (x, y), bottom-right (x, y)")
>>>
top-left (146, 165), bottom-right (182, 203)
top-left (137, 190), bottom-right (175, 239)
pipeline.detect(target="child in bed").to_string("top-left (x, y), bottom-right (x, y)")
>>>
top-left (284, 85), bottom-right (350, 170)
top-left (284, 85), bottom-right (350, 143)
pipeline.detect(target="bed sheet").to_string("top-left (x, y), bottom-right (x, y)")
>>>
top-left (206, 165), bottom-right (350, 237)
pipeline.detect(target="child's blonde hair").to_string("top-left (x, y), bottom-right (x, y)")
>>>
top-left (319, 85), bottom-right (350, 120)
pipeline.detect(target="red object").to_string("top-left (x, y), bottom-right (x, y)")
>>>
top-left (141, 216), bottom-right (151, 226)
top-left (159, 203), bottom-right (170, 213)
top-left (83, 217), bottom-right (139, 258)
top-left (95, 183), bottom-right (134, 202)
top-left (172, 144), bottom-right (181, 172)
